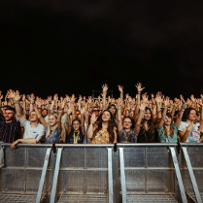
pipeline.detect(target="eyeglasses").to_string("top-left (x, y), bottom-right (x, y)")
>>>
top-left (109, 107), bottom-right (116, 110)
top-left (92, 110), bottom-right (100, 112)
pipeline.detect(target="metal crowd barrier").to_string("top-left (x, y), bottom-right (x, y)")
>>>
top-left (0, 143), bottom-right (202, 203)
top-left (179, 143), bottom-right (203, 203)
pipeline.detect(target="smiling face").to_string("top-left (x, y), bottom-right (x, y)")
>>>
top-left (164, 115), bottom-right (172, 126)
top-left (102, 111), bottom-right (111, 122)
top-left (144, 109), bottom-right (151, 120)
top-left (72, 120), bottom-right (81, 131)
top-left (48, 115), bottom-right (57, 126)
top-left (109, 106), bottom-right (116, 115)
top-left (42, 109), bottom-right (48, 117)
top-left (188, 110), bottom-right (197, 122)
top-left (123, 117), bottom-right (132, 129)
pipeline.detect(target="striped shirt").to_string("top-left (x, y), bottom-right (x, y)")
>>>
top-left (0, 114), bottom-right (21, 143)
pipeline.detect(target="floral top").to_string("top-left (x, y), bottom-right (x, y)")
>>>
top-left (92, 129), bottom-right (110, 144)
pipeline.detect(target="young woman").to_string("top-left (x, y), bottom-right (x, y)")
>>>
top-left (179, 108), bottom-right (203, 142)
top-left (87, 110), bottom-right (117, 144)
top-left (156, 99), bottom-right (184, 143)
top-left (117, 98), bottom-right (137, 143)
top-left (135, 103), bottom-right (158, 143)
top-left (34, 103), bottom-right (63, 144)
top-left (66, 118), bottom-right (85, 144)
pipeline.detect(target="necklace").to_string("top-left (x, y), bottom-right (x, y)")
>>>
top-left (73, 131), bottom-right (80, 144)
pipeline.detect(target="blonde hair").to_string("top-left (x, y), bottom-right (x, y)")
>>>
top-left (46, 113), bottom-right (58, 138)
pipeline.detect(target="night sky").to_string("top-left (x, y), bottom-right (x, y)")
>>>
top-left (0, 1), bottom-right (203, 99)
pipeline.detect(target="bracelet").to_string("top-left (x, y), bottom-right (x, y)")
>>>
top-left (138, 92), bottom-right (141, 94)
top-left (118, 108), bottom-right (121, 110)
top-left (164, 107), bottom-right (167, 109)
top-left (90, 122), bottom-right (94, 125)
top-left (59, 110), bottom-right (62, 113)
top-left (14, 101), bottom-right (19, 104)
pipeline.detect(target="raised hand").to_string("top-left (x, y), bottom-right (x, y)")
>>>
top-left (135, 82), bottom-right (145, 93)
top-left (80, 106), bottom-right (86, 115)
top-left (54, 94), bottom-right (58, 101)
top-left (118, 85), bottom-right (124, 93)
top-left (28, 93), bottom-right (35, 104)
top-left (164, 97), bottom-right (170, 107)
top-left (190, 95), bottom-right (196, 102)
top-left (90, 113), bottom-right (97, 124)
top-left (102, 84), bottom-right (108, 93)
top-left (155, 92), bottom-right (162, 103)
top-left (7, 89), bottom-right (16, 100)
top-left (70, 94), bottom-right (77, 103)
top-left (139, 102), bottom-right (147, 111)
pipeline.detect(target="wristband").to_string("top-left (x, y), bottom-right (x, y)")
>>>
top-left (164, 107), bottom-right (167, 109)
top-left (14, 102), bottom-right (19, 104)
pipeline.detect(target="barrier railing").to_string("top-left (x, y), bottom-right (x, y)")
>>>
top-left (117, 143), bottom-right (187, 203)
top-left (0, 143), bottom-right (202, 203)
top-left (0, 143), bottom-right (54, 203)
top-left (179, 143), bottom-right (203, 203)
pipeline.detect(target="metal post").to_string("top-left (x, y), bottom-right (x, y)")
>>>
top-left (169, 147), bottom-right (188, 203)
top-left (36, 147), bottom-right (52, 203)
top-left (119, 147), bottom-right (127, 203)
top-left (50, 147), bottom-right (63, 203)
top-left (182, 147), bottom-right (202, 203)
top-left (108, 148), bottom-right (113, 203)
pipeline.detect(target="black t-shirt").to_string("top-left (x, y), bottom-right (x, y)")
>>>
top-left (66, 130), bottom-right (84, 144)
top-left (137, 126), bottom-right (158, 143)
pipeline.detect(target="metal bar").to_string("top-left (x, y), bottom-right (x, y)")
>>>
top-left (1, 143), bottom-right (179, 147)
top-left (119, 147), bottom-right (127, 203)
top-left (179, 143), bottom-right (203, 147)
top-left (169, 147), bottom-right (188, 203)
top-left (117, 143), bottom-right (178, 147)
top-left (50, 148), bottom-right (63, 203)
top-left (108, 148), bottom-right (113, 203)
top-left (182, 147), bottom-right (202, 203)
top-left (36, 147), bottom-right (52, 203)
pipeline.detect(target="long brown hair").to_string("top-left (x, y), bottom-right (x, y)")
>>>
top-left (163, 113), bottom-right (174, 138)
top-left (141, 107), bottom-right (155, 134)
top-left (93, 110), bottom-right (115, 143)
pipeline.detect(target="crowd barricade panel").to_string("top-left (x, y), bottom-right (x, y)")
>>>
top-left (0, 143), bottom-right (202, 203)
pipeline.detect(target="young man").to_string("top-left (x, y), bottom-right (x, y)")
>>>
top-left (0, 106), bottom-right (21, 143)
top-left (7, 90), bottom-right (45, 148)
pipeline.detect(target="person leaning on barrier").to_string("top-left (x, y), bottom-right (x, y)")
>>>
top-left (117, 98), bottom-right (137, 143)
top-left (6, 90), bottom-right (45, 148)
top-left (135, 101), bottom-right (158, 143)
top-left (156, 97), bottom-right (185, 143)
top-left (87, 110), bottom-right (117, 144)
top-left (0, 90), bottom-right (21, 143)
top-left (33, 97), bottom-right (65, 144)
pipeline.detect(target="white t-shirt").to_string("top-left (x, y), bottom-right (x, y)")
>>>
top-left (20, 117), bottom-right (45, 142)
top-left (45, 115), bottom-right (49, 123)
top-left (178, 121), bottom-right (200, 142)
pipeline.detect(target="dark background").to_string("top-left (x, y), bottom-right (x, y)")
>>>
top-left (0, 1), bottom-right (203, 99)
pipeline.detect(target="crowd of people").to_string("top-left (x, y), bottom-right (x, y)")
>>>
top-left (0, 83), bottom-right (203, 149)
